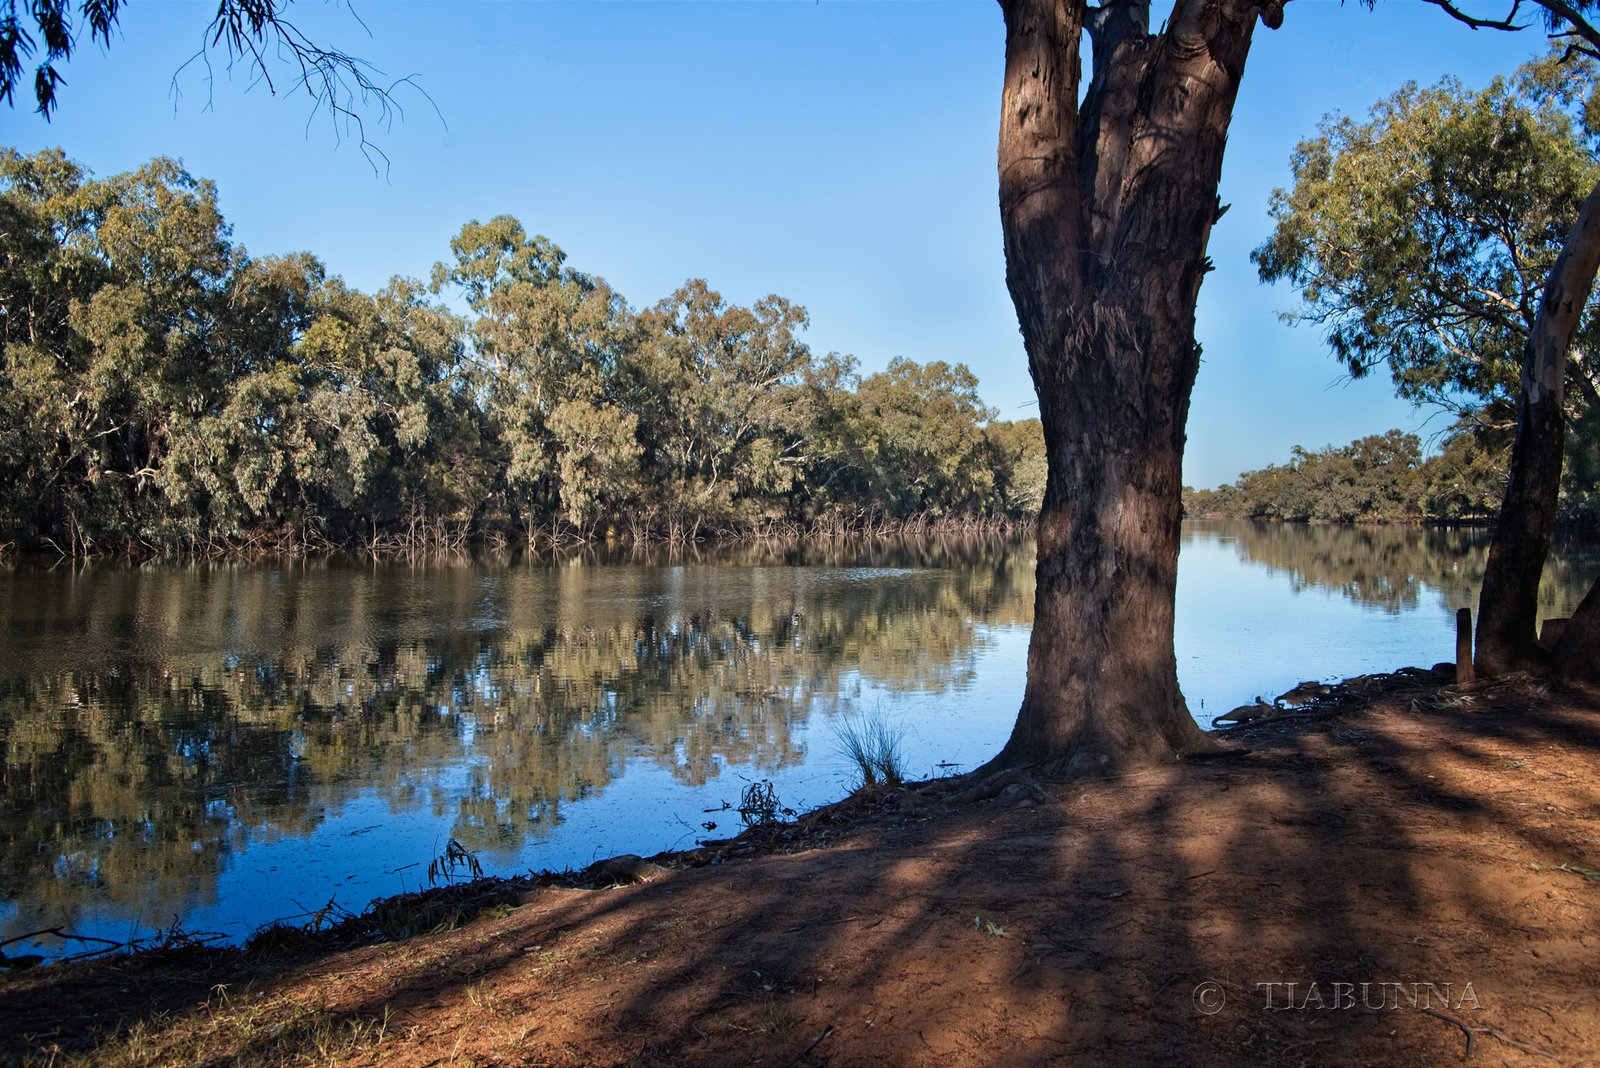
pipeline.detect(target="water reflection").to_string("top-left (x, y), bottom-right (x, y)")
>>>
top-left (1185, 520), bottom-right (1600, 617)
top-left (5, 525), bottom-right (1597, 958)
top-left (0, 537), bottom-right (1033, 953)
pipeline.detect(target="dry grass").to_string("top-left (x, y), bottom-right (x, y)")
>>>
top-left (830, 712), bottom-right (907, 787)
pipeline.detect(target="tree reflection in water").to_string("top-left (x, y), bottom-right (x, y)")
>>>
top-left (1188, 520), bottom-right (1599, 616)
top-left (5, 525), bottom-right (1595, 957)
top-left (0, 536), bottom-right (1033, 954)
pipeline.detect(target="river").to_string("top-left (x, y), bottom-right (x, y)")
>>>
top-left (2, 521), bottom-right (1595, 958)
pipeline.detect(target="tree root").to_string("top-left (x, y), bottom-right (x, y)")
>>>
top-left (936, 768), bottom-right (1050, 807)
top-left (1422, 1007), bottom-right (1564, 1062)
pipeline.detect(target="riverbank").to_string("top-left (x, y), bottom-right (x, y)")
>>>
top-left (3, 668), bottom-right (1597, 1066)
top-left (0, 512), bottom-right (1031, 565)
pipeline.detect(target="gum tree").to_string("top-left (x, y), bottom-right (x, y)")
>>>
top-left (1253, 46), bottom-right (1600, 674)
top-left (981, 0), bottom-right (1281, 776)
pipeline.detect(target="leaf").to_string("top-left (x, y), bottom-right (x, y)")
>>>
top-left (971, 915), bottom-right (1007, 938)
top-left (1554, 862), bottom-right (1600, 883)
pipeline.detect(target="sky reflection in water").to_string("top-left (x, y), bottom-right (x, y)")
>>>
top-left (2, 523), bottom-right (1595, 958)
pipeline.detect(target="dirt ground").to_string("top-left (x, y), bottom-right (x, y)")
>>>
top-left (3, 668), bottom-right (1599, 1067)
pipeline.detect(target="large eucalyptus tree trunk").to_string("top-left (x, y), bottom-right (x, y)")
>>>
top-left (1475, 179), bottom-right (1600, 676)
top-left (982, 0), bottom-right (1272, 777)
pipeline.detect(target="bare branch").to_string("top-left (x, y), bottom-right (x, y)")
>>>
top-left (4, 0), bottom-right (440, 172)
top-left (1421, 0), bottom-right (1600, 61)
top-left (165, 0), bottom-right (437, 175)
top-left (1419, 0), bottom-right (1528, 32)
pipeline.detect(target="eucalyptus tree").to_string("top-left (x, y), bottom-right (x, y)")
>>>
top-left (1253, 72), bottom-right (1599, 422)
top-left (1254, 51), bottom-right (1600, 671)
top-left (982, 0), bottom-right (1284, 776)
top-left (1201, 431), bottom-right (1429, 522)
top-left (630, 281), bottom-right (815, 534)
top-left (220, 272), bottom-right (480, 540)
top-left (1422, 431), bottom-right (1512, 521)
top-left (434, 216), bottom-right (636, 536)
top-left (0, 149), bottom-right (239, 552)
top-left (155, 251), bottom-right (324, 543)
top-left (0, 147), bottom-right (100, 544)
top-left (982, 417), bottom-right (1049, 518)
top-left (849, 358), bottom-right (1001, 516)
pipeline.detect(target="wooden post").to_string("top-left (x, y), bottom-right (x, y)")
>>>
top-left (1456, 608), bottom-right (1475, 684)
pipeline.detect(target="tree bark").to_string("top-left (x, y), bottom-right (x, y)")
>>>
top-left (983, 0), bottom-right (1267, 777)
top-left (1555, 575), bottom-right (1600, 684)
top-left (1476, 178), bottom-right (1600, 676)
top-left (1552, 575), bottom-right (1600, 683)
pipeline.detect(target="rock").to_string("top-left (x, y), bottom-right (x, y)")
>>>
top-left (590, 854), bottom-right (668, 886)
top-left (1275, 681), bottom-right (1331, 707)
top-left (1215, 698), bottom-right (1274, 724)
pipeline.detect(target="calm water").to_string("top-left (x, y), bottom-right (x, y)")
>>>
top-left (3, 522), bottom-right (1596, 958)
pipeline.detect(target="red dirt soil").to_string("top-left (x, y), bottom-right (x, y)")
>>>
top-left (3, 670), bottom-right (1599, 1066)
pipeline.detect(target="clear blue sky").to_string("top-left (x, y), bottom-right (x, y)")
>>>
top-left (0, 1), bottom-right (1552, 487)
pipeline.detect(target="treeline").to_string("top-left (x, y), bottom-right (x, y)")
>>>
top-left (1184, 429), bottom-right (1514, 524)
top-left (0, 149), bottom-right (1046, 557)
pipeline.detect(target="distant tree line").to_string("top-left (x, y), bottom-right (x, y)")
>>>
top-left (1180, 427), bottom-right (1600, 526)
top-left (0, 149), bottom-right (1046, 557)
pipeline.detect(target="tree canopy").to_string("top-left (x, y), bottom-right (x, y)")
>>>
top-left (1185, 430), bottom-right (1510, 524)
top-left (1254, 57), bottom-right (1600, 422)
top-left (0, 148), bottom-right (1044, 557)
top-left (1254, 51), bottom-right (1600, 530)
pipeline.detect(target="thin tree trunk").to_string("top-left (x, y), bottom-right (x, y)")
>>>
top-left (983, 0), bottom-right (1267, 776)
top-left (1476, 178), bottom-right (1600, 675)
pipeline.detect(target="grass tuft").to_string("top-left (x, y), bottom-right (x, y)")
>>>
top-left (830, 714), bottom-right (906, 789)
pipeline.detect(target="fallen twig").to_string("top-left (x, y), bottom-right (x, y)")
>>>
top-left (1474, 1025), bottom-right (1563, 1061)
top-left (1421, 1007), bottom-right (1564, 1062)
top-left (797, 1024), bottom-right (833, 1061)
top-left (0, 926), bottom-right (122, 952)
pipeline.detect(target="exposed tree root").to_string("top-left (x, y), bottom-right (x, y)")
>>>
top-left (935, 768), bottom-right (1050, 807)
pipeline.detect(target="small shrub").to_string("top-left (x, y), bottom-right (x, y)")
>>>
top-left (427, 838), bottom-right (483, 887)
top-left (737, 779), bottom-right (795, 828)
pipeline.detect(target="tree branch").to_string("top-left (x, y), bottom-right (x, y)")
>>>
top-left (1421, 0), bottom-right (1600, 60)
top-left (1418, 0), bottom-right (1528, 33)
top-left (170, 0), bottom-right (440, 176)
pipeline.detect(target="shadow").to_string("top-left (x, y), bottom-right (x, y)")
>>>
top-left (10, 672), bottom-right (1598, 1065)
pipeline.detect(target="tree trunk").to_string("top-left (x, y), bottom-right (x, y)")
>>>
top-left (1476, 178), bottom-right (1600, 675)
top-left (983, 0), bottom-right (1268, 776)
top-left (1553, 575), bottom-right (1600, 684)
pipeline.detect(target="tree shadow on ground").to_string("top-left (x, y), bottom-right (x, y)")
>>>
top-left (4, 672), bottom-right (1598, 1065)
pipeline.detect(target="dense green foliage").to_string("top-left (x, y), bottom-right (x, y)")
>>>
top-left (1253, 52), bottom-right (1600, 526)
top-left (1184, 430), bottom-right (1509, 523)
top-left (0, 148), bottom-right (1045, 556)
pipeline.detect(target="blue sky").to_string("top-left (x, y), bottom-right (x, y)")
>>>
top-left (0, 1), bottom-right (1553, 487)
